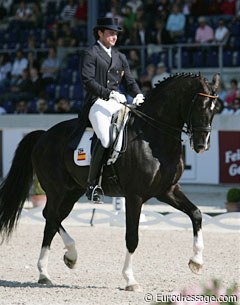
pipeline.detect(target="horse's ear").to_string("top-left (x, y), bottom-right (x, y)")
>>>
top-left (212, 73), bottom-right (220, 91)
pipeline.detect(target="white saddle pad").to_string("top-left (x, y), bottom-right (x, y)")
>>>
top-left (74, 128), bottom-right (93, 166)
top-left (74, 113), bottom-right (129, 166)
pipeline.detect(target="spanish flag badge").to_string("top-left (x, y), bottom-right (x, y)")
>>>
top-left (77, 149), bottom-right (86, 161)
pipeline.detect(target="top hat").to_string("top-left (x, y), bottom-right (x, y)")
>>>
top-left (93, 18), bottom-right (122, 32)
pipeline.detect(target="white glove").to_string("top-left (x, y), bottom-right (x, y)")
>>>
top-left (133, 93), bottom-right (145, 106)
top-left (109, 90), bottom-right (127, 104)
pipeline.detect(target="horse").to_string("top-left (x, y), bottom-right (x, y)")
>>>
top-left (0, 73), bottom-right (220, 291)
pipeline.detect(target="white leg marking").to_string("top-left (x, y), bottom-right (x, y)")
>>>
top-left (122, 251), bottom-right (139, 287)
top-left (59, 228), bottom-right (77, 262)
top-left (204, 132), bottom-right (211, 150)
top-left (191, 229), bottom-right (204, 265)
top-left (37, 247), bottom-right (51, 281)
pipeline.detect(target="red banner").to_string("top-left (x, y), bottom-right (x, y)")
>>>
top-left (219, 131), bottom-right (240, 183)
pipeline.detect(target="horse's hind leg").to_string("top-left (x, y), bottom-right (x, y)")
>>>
top-left (37, 188), bottom-right (84, 284)
top-left (37, 200), bottom-right (59, 285)
top-left (58, 189), bottom-right (85, 269)
top-left (157, 184), bottom-right (204, 275)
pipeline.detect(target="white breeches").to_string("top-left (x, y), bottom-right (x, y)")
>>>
top-left (89, 98), bottom-right (123, 148)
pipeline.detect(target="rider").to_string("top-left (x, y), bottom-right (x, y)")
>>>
top-left (81, 17), bottom-right (144, 203)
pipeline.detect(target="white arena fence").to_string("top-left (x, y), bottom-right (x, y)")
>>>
top-left (20, 206), bottom-right (240, 231)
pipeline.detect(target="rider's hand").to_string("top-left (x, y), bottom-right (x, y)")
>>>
top-left (133, 93), bottom-right (145, 106)
top-left (109, 91), bottom-right (127, 104)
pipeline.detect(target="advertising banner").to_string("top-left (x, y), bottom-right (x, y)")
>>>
top-left (219, 131), bottom-right (240, 183)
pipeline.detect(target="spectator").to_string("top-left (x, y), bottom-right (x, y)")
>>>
top-left (27, 51), bottom-right (40, 71)
top-left (195, 16), bottom-right (214, 43)
top-left (135, 6), bottom-right (144, 23)
top-left (225, 78), bottom-right (239, 105)
top-left (214, 18), bottom-right (229, 44)
top-left (220, 0), bottom-right (236, 16)
top-left (156, 0), bottom-right (170, 21)
top-left (231, 98), bottom-right (240, 114)
top-left (217, 80), bottom-right (228, 104)
top-left (166, 4), bottom-right (186, 42)
top-left (54, 97), bottom-right (74, 113)
top-left (27, 34), bottom-right (37, 50)
top-left (139, 63), bottom-right (156, 86)
top-left (0, 100), bottom-right (6, 114)
top-left (0, 0), bottom-right (13, 19)
top-left (190, 0), bottom-right (209, 16)
top-left (105, 6), bottom-right (123, 27)
top-left (46, 22), bottom-right (61, 47)
top-left (40, 47), bottom-right (60, 86)
top-left (125, 0), bottom-right (143, 13)
top-left (29, 67), bottom-right (46, 98)
top-left (151, 62), bottom-right (170, 87)
top-left (60, 0), bottom-right (77, 26)
top-left (30, 2), bottom-right (43, 28)
top-left (142, 0), bottom-right (159, 29)
top-left (147, 19), bottom-right (172, 55)
top-left (128, 49), bottom-right (141, 81)
top-left (207, 0), bottom-right (222, 15)
top-left (11, 0), bottom-right (33, 30)
top-left (74, 0), bottom-right (87, 25)
top-left (141, 80), bottom-right (152, 95)
top-left (128, 20), bottom-right (152, 45)
top-left (0, 68), bottom-right (33, 104)
top-left (58, 22), bottom-right (79, 47)
top-left (122, 4), bottom-right (136, 34)
top-left (14, 100), bottom-right (29, 114)
top-left (10, 48), bottom-right (28, 85)
top-left (182, 0), bottom-right (192, 16)
top-left (221, 97), bottom-right (240, 115)
top-left (34, 98), bottom-right (51, 114)
top-left (0, 53), bottom-right (12, 94)
top-left (74, 0), bottom-right (88, 26)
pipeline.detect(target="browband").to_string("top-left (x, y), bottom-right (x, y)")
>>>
top-left (198, 93), bottom-right (218, 99)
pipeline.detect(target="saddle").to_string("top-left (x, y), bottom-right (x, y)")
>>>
top-left (73, 106), bottom-right (130, 167)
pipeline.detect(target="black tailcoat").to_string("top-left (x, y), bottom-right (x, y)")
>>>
top-left (81, 42), bottom-right (141, 105)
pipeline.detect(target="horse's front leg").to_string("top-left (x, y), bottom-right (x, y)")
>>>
top-left (188, 209), bottom-right (204, 274)
top-left (122, 196), bottom-right (143, 291)
top-left (157, 184), bottom-right (204, 275)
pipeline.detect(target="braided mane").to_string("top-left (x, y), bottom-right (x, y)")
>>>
top-left (154, 72), bottom-right (208, 90)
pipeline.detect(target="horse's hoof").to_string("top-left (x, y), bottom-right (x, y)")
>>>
top-left (38, 277), bottom-right (53, 285)
top-left (188, 259), bottom-right (203, 275)
top-left (125, 284), bottom-right (142, 292)
top-left (63, 254), bottom-right (77, 269)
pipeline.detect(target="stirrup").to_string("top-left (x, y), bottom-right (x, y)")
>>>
top-left (87, 185), bottom-right (104, 204)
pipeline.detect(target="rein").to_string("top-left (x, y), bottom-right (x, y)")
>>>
top-left (126, 104), bottom-right (183, 142)
top-left (125, 91), bottom-right (218, 142)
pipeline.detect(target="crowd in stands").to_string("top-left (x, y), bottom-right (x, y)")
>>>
top-left (0, 0), bottom-right (239, 115)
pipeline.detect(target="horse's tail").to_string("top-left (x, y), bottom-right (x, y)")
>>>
top-left (0, 130), bottom-right (45, 242)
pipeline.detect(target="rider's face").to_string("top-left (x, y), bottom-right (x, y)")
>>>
top-left (98, 29), bottom-right (118, 48)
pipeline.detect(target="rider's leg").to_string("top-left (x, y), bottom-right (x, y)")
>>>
top-left (86, 99), bottom-right (122, 203)
top-left (85, 140), bottom-right (106, 203)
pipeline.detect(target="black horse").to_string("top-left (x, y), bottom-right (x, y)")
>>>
top-left (0, 73), bottom-right (220, 291)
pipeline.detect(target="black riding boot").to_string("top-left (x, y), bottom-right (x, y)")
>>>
top-left (86, 142), bottom-right (106, 203)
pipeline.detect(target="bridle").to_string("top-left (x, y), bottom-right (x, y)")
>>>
top-left (184, 92), bottom-right (218, 139)
top-left (126, 92), bottom-right (218, 142)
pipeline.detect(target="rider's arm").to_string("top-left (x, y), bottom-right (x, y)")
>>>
top-left (81, 49), bottom-right (111, 100)
top-left (120, 53), bottom-right (142, 97)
